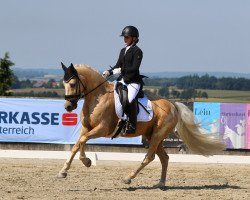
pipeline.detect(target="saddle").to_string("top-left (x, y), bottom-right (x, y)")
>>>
top-left (115, 82), bottom-right (149, 117)
top-left (112, 81), bottom-right (153, 138)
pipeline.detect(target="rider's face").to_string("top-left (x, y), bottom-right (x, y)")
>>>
top-left (124, 36), bottom-right (133, 46)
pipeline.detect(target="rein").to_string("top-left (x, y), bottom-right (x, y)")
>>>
top-left (64, 74), bottom-right (113, 101)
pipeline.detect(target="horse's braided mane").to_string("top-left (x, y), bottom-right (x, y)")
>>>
top-left (74, 64), bottom-right (101, 75)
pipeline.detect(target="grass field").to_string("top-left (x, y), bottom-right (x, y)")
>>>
top-left (195, 89), bottom-right (250, 103)
top-left (12, 88), bottom-right (65, 97)
top-left (11, 87), bottom-right (250, 103)
top-left (144, 86), bottom-right (250, 103)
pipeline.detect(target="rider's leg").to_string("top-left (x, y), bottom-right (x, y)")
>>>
top-left (127, 83), bottom-right (141, 103)
top-left (124, 99), bottom-right (137, 133)
top-left (124, 83), bottom-right (140, 134)
top-left (118, 80), bottom-right (140, 103)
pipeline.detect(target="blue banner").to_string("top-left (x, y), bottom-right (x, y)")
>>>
top-left (0, 98), bottom-right (142, 145)
top-left (193, 102), bottom-right (220, 137)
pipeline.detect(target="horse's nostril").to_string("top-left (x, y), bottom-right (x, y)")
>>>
top-left (66, 105), bottom-right (72, 111)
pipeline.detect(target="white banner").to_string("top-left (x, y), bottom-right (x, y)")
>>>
top-left (0, 98), bottom-right (142, 145)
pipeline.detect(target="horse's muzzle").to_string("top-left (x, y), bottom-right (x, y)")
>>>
top-left (64, 100), bottom-right (77, 112)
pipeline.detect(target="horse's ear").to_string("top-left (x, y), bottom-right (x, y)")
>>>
top-left (61, 62), bottom-right (67, 71)
top-left (70, 63), bottom-right (74, 68)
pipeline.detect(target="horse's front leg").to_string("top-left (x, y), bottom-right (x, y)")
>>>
top-left (58, 126), bottom-right (89, 178)
top-left (78, 124), bottom-right (107, 167)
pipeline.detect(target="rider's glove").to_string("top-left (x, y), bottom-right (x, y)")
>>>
top-left (112, 68), bottom-right (121, 75)
top-left (102, 70), bottom-right (110, 78)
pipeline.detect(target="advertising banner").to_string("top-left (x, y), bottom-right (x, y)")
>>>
top-left (0, 98), bottom-right (142, 145)
top-left (246, 104), bottom-right (250, 149)
top-left (194, 102), bottom-right (249, 149)
top-left (220, 103), bottom-right (246, 149)
top-left (193, 102), bottom-right (220, 137)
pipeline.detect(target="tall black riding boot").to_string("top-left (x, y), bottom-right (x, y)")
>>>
top-left (125, 100), bottom-right (137, 134)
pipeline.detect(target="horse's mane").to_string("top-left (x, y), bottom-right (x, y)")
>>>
top-left (74, 64), bottom-right (101, 76)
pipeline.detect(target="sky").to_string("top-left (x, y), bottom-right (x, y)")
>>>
top-left (0, 0), bottom-right (250, 73)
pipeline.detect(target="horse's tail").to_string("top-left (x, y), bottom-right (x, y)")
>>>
top-left (174, 102), bottom-right (226, 156)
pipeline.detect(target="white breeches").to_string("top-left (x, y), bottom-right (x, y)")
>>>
top-left (119, 79), bottom-right (141, 103)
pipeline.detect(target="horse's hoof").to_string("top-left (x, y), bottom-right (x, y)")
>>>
top-left (57, 172), bottom-right (67, 178)
top-left (153, 182), bottom-right (165, 188)
top-left (122, 177), bottom-right (132, 184)
top-left (82, 158), bottom-right (92, 168)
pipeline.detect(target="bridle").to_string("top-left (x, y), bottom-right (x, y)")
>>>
top-left (64, 72), bottom-right (112, 103)
top-left (64, 74), bottom-right (86, 102)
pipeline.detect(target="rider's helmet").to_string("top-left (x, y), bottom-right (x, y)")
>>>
top-left (120, 26), bottom-right (139, 38)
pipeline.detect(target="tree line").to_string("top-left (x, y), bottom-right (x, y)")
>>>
top-left (12, 78), bottom-right (64, 89)
top-left (144, 74), bottom-right (250, 91)
top-left (14, 91), bottom-right (60, 98)
top-left (144, 87), bottom-right (208, 100)
top-left (1, 53), bottom-right (250, 99)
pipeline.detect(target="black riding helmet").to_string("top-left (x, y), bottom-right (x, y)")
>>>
top-left (120, 26), bottom-right (139, 38)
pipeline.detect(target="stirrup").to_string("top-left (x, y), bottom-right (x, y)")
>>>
top-left (111, 120), bottom-right (127, 139)
top-left (124, 122), bottom-right (136, 134)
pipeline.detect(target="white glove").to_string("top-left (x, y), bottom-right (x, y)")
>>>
top-left (102, 70), bottom-right (110, 78)
top-left (113, 68), bottom-right (121, 75)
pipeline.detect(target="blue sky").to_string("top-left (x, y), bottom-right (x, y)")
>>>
top-left (0, 0), bottom-right (249, 73)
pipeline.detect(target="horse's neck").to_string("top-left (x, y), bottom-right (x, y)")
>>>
top-left (78, 66), bottom-right (108, 97)
top-left (77, 65), bottom-right (114, 115)
top-left (83, 81), bottom-right (113, 112)
top-left (82, 82), bottom-right (114, 128)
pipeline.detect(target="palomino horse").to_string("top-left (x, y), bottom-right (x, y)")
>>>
top-left (58, 63), bottom-right (225, 187)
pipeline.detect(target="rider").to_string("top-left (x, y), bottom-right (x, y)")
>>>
top-left (102, 25), bottom-right (143, 134)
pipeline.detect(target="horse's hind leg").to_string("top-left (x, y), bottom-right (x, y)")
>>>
top-left (123, 153), bottom-right (156, 184)
top-left (123, 133), bottom-right (162, 184)
top-left (154, 142), bottom-right (169, 187)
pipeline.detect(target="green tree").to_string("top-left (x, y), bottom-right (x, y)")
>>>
top-left (158, 87), bottom-right (169, 98)
top-left (0, 52), bottom-right (15, 95)
top-left (11, 75), bottom-right (21, 89)
top-left (201, 91), bottom-right (208, 98)
top-left (180, 88), bottom-right (197, 100)
top-left (171, 89), bottom-right (180, 98)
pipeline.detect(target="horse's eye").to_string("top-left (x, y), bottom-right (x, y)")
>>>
top-left (70, 83), bottom-right (76, 88)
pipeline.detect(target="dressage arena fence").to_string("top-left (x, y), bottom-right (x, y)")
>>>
top-left (0, 140), bottom-right (250, 155)
top-left (1, 147), bottom-right (250, 165)
top-left (0, 133), bottom-right (250, 164)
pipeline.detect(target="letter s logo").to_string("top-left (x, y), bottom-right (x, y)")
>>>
top-left (62, 113), bottom-right (78, 126)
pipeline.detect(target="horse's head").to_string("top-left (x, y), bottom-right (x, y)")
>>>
top-left (61, 62), bottom-right (86, 112)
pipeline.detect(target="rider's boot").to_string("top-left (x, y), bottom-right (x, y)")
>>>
top-left (124, 100), bottom-right (137, 134)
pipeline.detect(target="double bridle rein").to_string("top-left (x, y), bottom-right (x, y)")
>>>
top-left (64, 73), bottom-right (112, 102)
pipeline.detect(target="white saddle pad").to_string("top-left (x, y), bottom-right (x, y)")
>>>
top-left (114, 81), bottom-right (153, 122)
